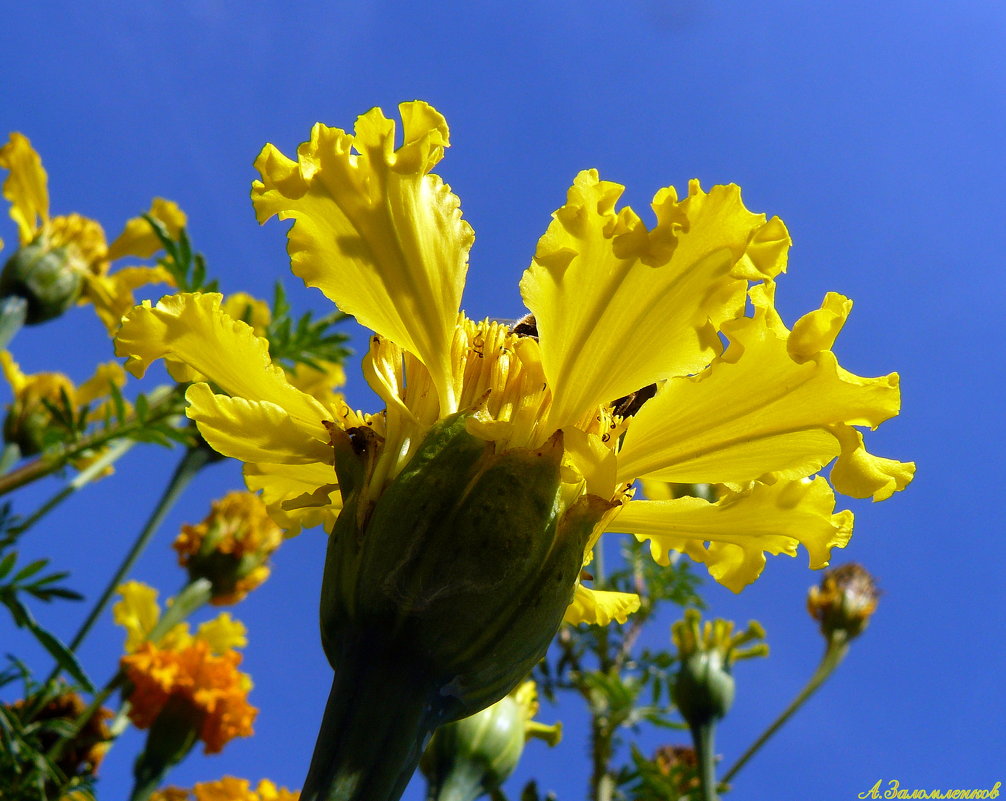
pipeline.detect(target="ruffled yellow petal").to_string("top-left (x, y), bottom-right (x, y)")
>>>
top-left (243, 461), bottom-right (341, 535)
top-left (251, 102), bottom-right (472, 415)
top-left (115, 292), bottom-right (329, 436)
top-left (788, 292), bottom-right (853, 360)
top-left (563, 583), bottom-right (641, 625)
top-left (185, 383), bottom-right (334, 466)
top-left (112, 581), bottom-right (195, 652)
top-left (830, 426), bottom-right (915, 501)
top-left (221, 292), bottom-right (271, 334)
top-left (196, 613), bottom-right (248, 655)
top-left (76, 361), bottom-right (127, 406)
top-left (520, 172), bottom-right (790, 431)
top-left (611, 478), bottom-right (853, 592)
top-left (0, 133), bottom-right (48, 244)
top-left (106, 197), bottom-right (187, 261)
top-left (616, 286), bottom-right (901, 486)
top-left (84, 266), bottom-right (175, 334)
top-left (113, 581), bottom-right (161, 653)
top-left (0, 350), bottom-right (27, 393)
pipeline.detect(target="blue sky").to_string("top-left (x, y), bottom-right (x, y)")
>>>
top-left (1, 2), bottom-right (1002, 799)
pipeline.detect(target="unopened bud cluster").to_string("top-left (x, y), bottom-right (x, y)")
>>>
top-left (807, 563), bottom-right (880, 640)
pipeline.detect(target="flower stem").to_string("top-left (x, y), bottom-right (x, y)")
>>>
top-left (692, 721), bottom-right (719, 801)
top-left (301, 634), bottom-right (449, 801)
top-left (0, 383), bottom-right (183, 498)
top-left (9, 437), bottom-right (135, 536)
top-left (54, 445), bottom-right (213, 669)
top-left (0, 442), bottom-right (21, 474)
top-left (0, 296), bottom-right (27, 349)
top-left (427, 760), bottom-right (484, 801)
top-left (720, 632), bottom-right (849, 785)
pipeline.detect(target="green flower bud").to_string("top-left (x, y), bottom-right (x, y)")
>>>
top-left (671, 609), bottom-right (767, 729)
top-left (421, 681), bottom-right (561, 801)
top-left (0, 237), bottom-right (84, 324)
top-left (673, 650), bottom-right (735, 725)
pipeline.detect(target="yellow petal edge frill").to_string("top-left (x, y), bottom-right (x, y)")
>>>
top-left (114, 102), bottom-right (913, 615)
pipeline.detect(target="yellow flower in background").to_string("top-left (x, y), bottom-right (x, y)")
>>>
top-left (114, 582), bottom-right (255, 754)
top-left (0, 132), bottom-right (183, 330)
top-left (151, 777), bottom-right (299, 801)
top-left (173, 491), bottom-right (284, 605)
top-left (113, 580), bottom-right (248, 654)
top-left (0, 349), bottom-right (127, 457)
top-left (115, 101), bottom-right (913, 615)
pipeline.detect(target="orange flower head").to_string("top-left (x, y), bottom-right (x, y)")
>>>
top-left (173, 491), bottom-right (283, 605)
top-left (121, 639), bottom-right (256, 754)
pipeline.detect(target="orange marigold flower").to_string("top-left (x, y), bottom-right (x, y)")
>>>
top-left (151, 777), bottom-right (299, 801)
top-left (5, 690), bottom-right (112, 779)
top-left (121, 639), bottom-right (256, 754)
top-left (173, 491), bottom-right (283, 605)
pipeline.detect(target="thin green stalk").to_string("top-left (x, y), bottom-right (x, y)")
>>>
top-left (721, 632), bottom-right (849, 785)
top-left (0, 384), bottom-right (182, 498)
top-left (0, 296), bottom-right (27, 349)
top-left (10, 437), bottom-right (135, 536)
top-left (426, 760), bottom-right (484, 801)
top-left (0, 442), bottom-right (21, 474)
top-left (55, 445), bottom-right (213, 669)
top-left (693, 722), bottom-right (719, 801)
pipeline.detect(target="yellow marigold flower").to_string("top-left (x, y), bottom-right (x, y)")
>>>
top-left (113, 102), bottom-right (913, 798)
top-left (0, 133), bottom-right (182, 330)
top-left (121, 639), bottom-right (256, 754)
top-left (1, 349), bottom-right (126, 457)
top-left (152, 778), bottom-right (299, 801)
top-left (174, 491), bottom-right (284, 604)
top-left (115, 101), bottom-right (912, 599)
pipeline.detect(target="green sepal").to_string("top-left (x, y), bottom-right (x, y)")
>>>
top-left (673, 650), bottom-right (736, 727)
top-left (321, 414), bottom-right (607, 715)
top-left (129, 695), bottom-right (200, 801)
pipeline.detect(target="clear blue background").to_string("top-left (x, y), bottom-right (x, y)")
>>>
top-left (1, 2), bottom-right (1002, 800)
